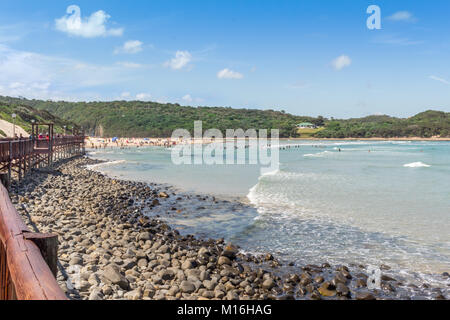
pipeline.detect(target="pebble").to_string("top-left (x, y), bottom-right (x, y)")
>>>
top-left (180, 281), bottom-right (196, 294)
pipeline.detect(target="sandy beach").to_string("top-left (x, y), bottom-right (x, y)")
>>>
top-left (85, 136), bottom-right (450, 149)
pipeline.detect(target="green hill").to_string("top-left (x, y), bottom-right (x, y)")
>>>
top-left (0, 96), bottom-right (448, 138)
top-left (0, 96), bottom-right (318, 138)
top-left (0, 97), bottom-right (79, 136)
top-left (314, 111), bottom-right (450, 138)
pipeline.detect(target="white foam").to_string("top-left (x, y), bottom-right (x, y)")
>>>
top-left (304, 151), bottom-right (331, 158)
top-left (86, 160), bottom-right (127, 171)
top-left (403, 162), bottom-right (431, 168)
top-left (261, 168), bottom-right (280, 176)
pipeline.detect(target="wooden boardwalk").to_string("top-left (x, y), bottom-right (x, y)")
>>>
top-left (0, 130), bottom-right (85, 300)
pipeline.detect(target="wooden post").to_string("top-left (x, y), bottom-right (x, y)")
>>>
top-left (18, 142), bottom-right (22, 181)
top-left (23, 233), bottom-right (58, 278)
top-left (7, 142), bottom-right (12, 187)
top-left (23, 143), bottom-right (27, 178)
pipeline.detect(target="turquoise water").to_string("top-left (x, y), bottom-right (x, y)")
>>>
top-left (88, 140), bottom-right (450, 288)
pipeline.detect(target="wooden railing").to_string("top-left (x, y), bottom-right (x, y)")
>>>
top-left (0, 135), bottom-right (85, 300)
top-left (0, 183), bottom-right (66, 300)
top-left (0, 136), bottom-right (85, 185)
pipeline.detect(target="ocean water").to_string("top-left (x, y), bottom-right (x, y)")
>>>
top-left (87, 140), bottom-right (450, 289)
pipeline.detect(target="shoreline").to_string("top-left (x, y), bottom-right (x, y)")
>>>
top-left (286, 137), bottom-right (450, 141)
top-left (9, 156), bottom-right (449, 300)
top-left (85, 136), bottom-right (450, 149)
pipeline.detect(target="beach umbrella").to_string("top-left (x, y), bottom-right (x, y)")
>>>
top-left (112, 137), bottom-right (118, 142)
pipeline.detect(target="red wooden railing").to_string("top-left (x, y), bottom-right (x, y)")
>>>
top-left (0, 183), bottom-right (67, 300)
top-left (0, 135), bottom-right (85, 300)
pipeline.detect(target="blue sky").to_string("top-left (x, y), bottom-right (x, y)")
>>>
top-left (0, 0), bottom-right (449, 118)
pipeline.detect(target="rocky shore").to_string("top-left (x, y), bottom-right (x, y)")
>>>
top-left (9, 156), bottom-right (448, 300)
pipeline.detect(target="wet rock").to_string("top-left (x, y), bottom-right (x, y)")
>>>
top-left (381, 282), bottom-right (396, 292)
top-left (287, 274), bottom-right (300, 284)
top-left (314, 276), bottom-right (324, 284)
top-left (310, 290), bottom-right (322, 300)
top-left (356, 278), bottom-right (367, 288)
top-left (336, 283), bottom-right (350, 297)
top-left (222, 244), bottom-right (238, 260)
top-left (300, 273), bottom-right (312, 286)
top-left (318, 281), bottom-right (336, 297)
top-left (332, 273), bottom-right (348, 286)
top-left (381, 275), bottom-right (396, 282)
top-left (355, 292), bottom-right (376, 300)
top-left (262, 278), bottom-right (275, 290)
top-left (264, 253), bottom-right (274, 261)
top-left (218, 256), bottom-right (231, 266)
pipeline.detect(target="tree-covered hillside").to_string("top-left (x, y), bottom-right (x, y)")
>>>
top-left (0, 98), bottom-right (79, 136)
top-left (0, 96), bottom-right (318, 138)
top-left (314, 111), bottom-right (450, 138)
top-left (0, 96), bottom-right (448, 138)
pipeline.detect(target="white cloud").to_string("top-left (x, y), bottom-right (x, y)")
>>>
top-left (164, 51), bottom-right (192, 70)
top-left (182, 94), bottom-right (193, 102)
top-left (429, 75), bottom-right (450, 85)
top-left (114, 40), bottom-right (143, 54)
top-left (55, 5), bottom-right (123, 38)
top-left (331, 55), bottom-right (352, 71)
top-left (217, 68), bottom-right (244, 79)
top-left (0, 44), bottom-right (147, 100)
top-left (136, 93), bottom-right (152, 101)
top-left (387, 11), bottom-right (416, 22)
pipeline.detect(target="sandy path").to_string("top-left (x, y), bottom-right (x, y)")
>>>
top-left (0, 119), bottom-right (29, 137)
